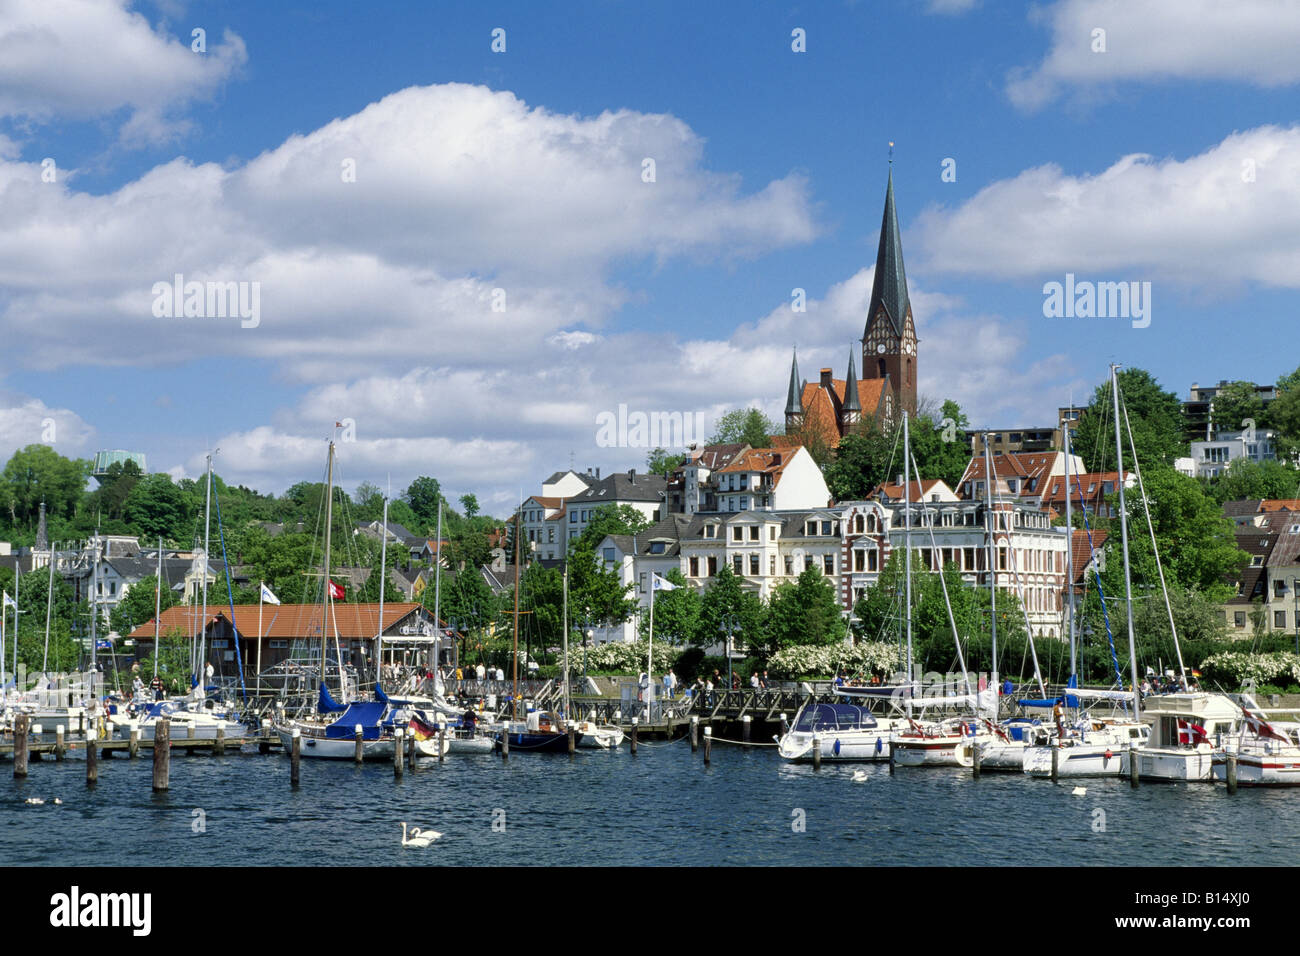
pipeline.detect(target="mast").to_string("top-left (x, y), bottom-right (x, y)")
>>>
top-left (512, 506), bottom-right (520, 722)
top-left (1064, 424), bottom-right (1076, 682)
top-left (198, 453), bottom-right (213, 696)
top-left (983, 434), bottom-right (998, 691)
top-left (433, 499), bottom-right (442, 685)
top-left (154, 537), bottom-right (162, 681)
top-left (562, 562), bottom-right (571, 718)
top-left (1110, 365), bottom-right (1141, 720)
top-left (43, 539), bottom-right (56, 674)
top-left (377, 488), bottom-right (389, 684)
top-left (90, 530), bottom-right (99, 679)
top-left (322, 440), bottom-right (336, 702)
top-left (903, 411), bottom-right (913, 687)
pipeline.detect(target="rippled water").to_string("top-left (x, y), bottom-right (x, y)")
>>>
top-left (3, 741), bottom-right (1295, 866)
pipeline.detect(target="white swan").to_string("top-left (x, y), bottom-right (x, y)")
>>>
top-left (1071, 786), bottom-right (1087, 796)
top-left (852, 770), bottom-right (868, 782)
top-left (400, 822), bottom-right (441, 847)
top-left (24, 797), bottom-right (44, 805)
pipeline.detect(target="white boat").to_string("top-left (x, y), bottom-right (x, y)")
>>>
top-left (276, 721), bottom-right (397, 760)
top-left (1023, 720), bottom-right (1148, 777)
top-left (776, 702), bottom-right (903, 761)
top-left (572, 720), bottom-right (624, 749)
top-left (1133, 692), bottom-right (1241, 782)
top-left (978, 717), bottom-right (1053, 770)
top-left (127, 698), bottom-right (249, 743)
top-left (1214, 714), bottom-right (1300, 786)
top-left (892, 718), bottom-right (992, 767)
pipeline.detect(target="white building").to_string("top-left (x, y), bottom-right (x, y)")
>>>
top-left (1191, 429), bottom-right (1278, 479)
top-left (710, 446), bottom-right (831, 513)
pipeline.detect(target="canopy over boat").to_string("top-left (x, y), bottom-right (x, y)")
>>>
top-left (792, 703), bottom-right (879, 733)
top-left (319, 682), bottom-right (348, 714)
top-left (325, 701), bottom-right (388, 739)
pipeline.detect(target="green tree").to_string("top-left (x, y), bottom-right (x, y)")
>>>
top-left (566, 547), bottom-right (637, 632)
top-left (572, 504), bottom-right (653, 552)
top-left (109, 574), bottom-right (178, 636)
top-left (123, 474), bottom-right (190, 542)
top-left (403, 476), bottom-right (443, 533)
top-left (698, 564), bottom-right (765, 655)
top-left (1211, 381), bottom-right (1266, 435)
top-left (708, 408), bottom-right (774, 447)
top-left (0, 445), bottom-right (89, 528)
top-left (1071, 368), bottom-right (1187, 473)
top-left (764, 566), bottom-right (844, 653)
top-left (458, 494), bottom-right (479, 519)
top-left (909, 399), bottom-right (973, 488)
top-left (646, 448), bottom-right (686, 477)
top-left (1271, 369), bottom-right (1300, 463)
top-left (1206, 458), bottom-right (1300, 504)
top-left (824, 423), bottom-right (896, 500)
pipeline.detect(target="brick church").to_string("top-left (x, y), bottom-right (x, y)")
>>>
top-left (779, 169), bottom-right (918, 450)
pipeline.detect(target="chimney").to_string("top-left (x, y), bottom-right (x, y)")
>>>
top-left (820, 368), bottom-right (833, 389)
top-left (628, 468), bottom-right (636, 482)
top-left (896, 474), bottom-right (904, 487)
top-left (596, 467), bottom-right (600, 479)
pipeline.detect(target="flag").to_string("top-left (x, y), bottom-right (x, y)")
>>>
top-left (1177, 719), bottom-right (1209, 746)
top-left (1, 591), bottom-right (14, 610)
top-left (259, 582), bottom-right (281, 606)
top-left (652, 575), bottom-right (677, 592)
top-left (328, 579), bottom-right (345, 600)
top-left (1242, 706), bottom-right (1290, 744)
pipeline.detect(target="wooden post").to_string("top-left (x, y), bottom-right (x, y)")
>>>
top-left (55, 725), bottom-right (66, 761)
top-left (394, 728), bottom-right (404, 778)
top-left (259, 719), bottom-right (272, 755)
top-left (86, 735), bottom-right (98, 785)
top-left (153, 718), bottom-right (171, 792)
top-left (742, 715), bottom-right (751, 749)
top-left (779, 713), bottom-right (789, 737)
top-left (289, 727), bottom-right (302, 786)
top-left (631, 717), bottom-right (639, 755)
top-left (690, 716), bottom-right (699, 752)
top-left (30, 723), bottom-right (43, 761)
top-left (407, 730), bottom-right (416, 769)
top-left (1128, 744), bottom-right (1139, 788)
top-left (354, 725), bottom-right (364, 764)
top-left (972, 741), bottom-right (982, 778)
top-left (703, 726), bottom-right (711, 765)
top-left (567, 725), bottom-right (575, 755)
top-left (501, 729), bottom-right (509, 759)
top-left (129, 725), bottom-right (140, 759)
top-left (102, 723), bottom-right (113, 758)
top-left (215, 721), bottom-right (226, 756)
top-left (439, 723), bottom-right (447, 763)
top-left (812, 735), bottom-right (821, 770)
top-left (1226, 752), bottom-right (1238, 794)
top-left (1050, 744), bottom-right (1059, 783)
top-left (13, 714), bottom-right (29, 778)
top-left (889, 737), bottom-right (896, 774)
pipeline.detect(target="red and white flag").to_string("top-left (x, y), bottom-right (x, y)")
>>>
top-left (1242, 706), bottom-right (1290, 744)
top-left (1177, 719), bottom-right (1209, 746)
top-left (328, 579), bottom-right (345, 600)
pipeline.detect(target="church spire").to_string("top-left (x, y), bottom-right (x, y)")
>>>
top-left (864, 167), bottom-right (910, 339)
top-left (843, 348), bottom-right (861, 419)
top-left (784, 348), bottom-right (803, 418)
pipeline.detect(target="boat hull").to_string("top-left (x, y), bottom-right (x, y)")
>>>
top-left (892, 735), bottom-right (984, 767)
top-left (1212, 749), bottom-right (1300, 786)
top-left (275, 727), bottom-right (395, 760)
top-left (777, 731), bottom-right (892, 762)
top-left (1134, 746), bottom-right (1217, 782)
top-left (494, 730), bottom-right (582, 753)
top-left (1023, 744), bottom-right (1128, 777)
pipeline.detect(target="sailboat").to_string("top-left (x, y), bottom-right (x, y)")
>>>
top-left (491, 504), bottom-right (582, 753)
top-left (569, 564), bottom-right (623, 749)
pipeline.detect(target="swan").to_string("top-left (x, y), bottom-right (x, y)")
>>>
top-left (1071, 786), bottom-right (1087, 796)
top-left (24, 797), bottom-right (44, 805)
top-left (53, 798), bottom-right (62, 805)
top-left (400, 822), bottom-right (441, 847)
top-left (851, 770), bottom-right (868, 782)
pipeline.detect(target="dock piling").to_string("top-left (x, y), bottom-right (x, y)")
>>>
top-left (1128, 745), bottom-right (1139, 788)
top-left (259, 719), bottom-right (272, 755)
top-left (439, 722), bottom-right (447, 762)
top-left (129, 725), bottom-right (140, 759)
top-left (631, 717), bottom-right (638, 755)
top-left (779, 713), bottom-right (788, 737)
top-left (1226, 752), bottom-right (1238, 794)
top-left (13, 714), bottom-right (29, 778)
top-left (55, 725), bottom-right (65, 761)
top-left (394, 728), bottom-right (404, 778)
top-left (86, 736), bottom-right (98, 785)
top-left (354, 725), bottom-right (363, 764)
top-left (31, 724), bottom-right (43, 761)
top-left (690, 716), bottom-right (698, 753)
top-left (1050, 744), bottom-right (1059, 783)
top-left (567, 726), bottom-right (575, 755)
top-left (742, 715), bottom-right (751, 749)
top-left (501, 730), bottom-right (509, 759)
top-left (215, 721), bottom-right (226, 756)
top-left (153, 718), bottom-right (171, 792)
top-left (407, 730), bottom-right (416, 769)
top-left (703, 726), bottom-right (711, 765)
top-left (972, 741), bottom-right (982, 778)
top-left (289, 727), bottom-right (300, 788)
top-left (812, 735), bottom-right (821, 770)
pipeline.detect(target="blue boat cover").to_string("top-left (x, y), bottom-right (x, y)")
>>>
top-left (325, 701), bottom-right (388, 739)
top-left (793, 703), bottom-right (878, 733)
top-left (375, 682), bottom-right (390, 704)
top-left (318, 682), bottom-right (348, 714)
top-left (1018, 698), bottom-right (1063, 708)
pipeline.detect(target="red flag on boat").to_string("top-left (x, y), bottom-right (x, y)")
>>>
top-left (1242, 706), bottom-right (1290, 744)
top-left (1177, 719), bottom-right (1209, 745)
top-left (328, 579), bottom-right (345, 600)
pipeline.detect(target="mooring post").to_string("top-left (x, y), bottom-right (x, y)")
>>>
top-left (703, 726), bottom-right (712, 765)
top-left (1226, 751), bottom-right (1238, 794)
top-left (742, 715), bottom-right (751, 749)
top-left (1128, 744), bottom-right (1139, 789)
top-left (215, 720), bottom-right (226, 756)
top-left (86, 734), bottom-right (98, 785)
top-left (779, 713), bottom-right (789, 737)
top-left (501, 728), bottom-right (509, 759)
top-left (690, 715), bottom-right (699, 752)
top-left (354, 724), bottom-right (364, 764)
top-left (631, 717), bottom-right (639, 755)
top-left (439, 722), bottom-right (447, 763)
top-left (153, 717), bottom-right (171, 792)
top-left (1050, 744), bottom-right (1059, 783)
top-left (102, 723), bottom-right (113, 759)
top-left (129, 724), bottom-right (140, 759)
top-left (567, 725), bottom-right (575, 755)
top-left (812, 735), bottom-right (821, 771)
top-left (55, 725), bottom-right (66, 761)
top-left (394, 728), bottom-right (405, 778)
top-left (259, 719), bottom-right (272, 755)
top-left (31, 723), bottom-right (44, 761)
top-left (973, 741), bottom-right (982, 778)
top-left (289, 727), bottom-right (300, 788)
top-left (13, 714), bottom-right (29, 778)
top-left (889, 737), bottom-right (896, 774)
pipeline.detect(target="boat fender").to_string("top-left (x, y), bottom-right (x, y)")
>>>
top-left (833, 739), bottom-right (841, 756)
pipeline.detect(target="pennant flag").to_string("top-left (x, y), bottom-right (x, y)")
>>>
top-left (652, 574), bottom-right (677, 592)
top-left (1242, 706), bottom-right (1290, 744)
top-left (260, 582), bottom-right (281, 606)
top-left (1, 591), bottom-right (15, 610)
top-left (328, 579), bottom-right (345, 600)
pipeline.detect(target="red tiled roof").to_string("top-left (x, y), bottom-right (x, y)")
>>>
top-left (127, 603), bottom-right (435, 641)
top-left (1041, 471), bottom-right (1129, 507)
top-left (717, 447), bottom-right (801, 487)
top-left (1260, 499), bottom-right (1300, 512)
top-left (1071, 529), bottom-right (1108, 584)
top-left (874, 479), bottom-right (941, 500)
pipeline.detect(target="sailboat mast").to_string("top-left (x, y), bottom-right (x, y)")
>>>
top-left (433, 499), bottom-right (442, 680)
top-left (1110, 365), bottom-right (1141, 719)
top-left (199, 453), bottom-right (213, 694)
top-left (512, 507), bottom-right (520, 721)
top-left (983, 434), bottom-right (998, 690)
top-left (903, 411), bottom-right (913, 686)
top-left (43, 539), bottom-right (56, 674)
top-left (1064, 423), bottom-right (1076, 680)
top-left (377, 490), bottom-right (388, 680)
top-left (154, 537), bottom-right (162, 681)
top-left (562, 563), bottom-right (571, 717)
top-left (322, 440), bottom-right (336, 700)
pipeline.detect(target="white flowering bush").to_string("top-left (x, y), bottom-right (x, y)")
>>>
top-left (578, 640), bottom-right (677, 674)
top-left (1199, 651), bottom-right (1300, 690)
top-left (767, 642), bottom-right (901, 679)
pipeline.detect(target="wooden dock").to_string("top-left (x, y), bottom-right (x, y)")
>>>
top-left (0, 733), bottom-right (283, 758)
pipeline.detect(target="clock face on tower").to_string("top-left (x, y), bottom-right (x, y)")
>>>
top-left (904, 341), bottom-right (914, 355)
top-left (876, 344), bottom-right (885, 354)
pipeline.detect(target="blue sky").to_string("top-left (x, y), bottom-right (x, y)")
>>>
top-left (2, 0), bottom-right (1299, 512)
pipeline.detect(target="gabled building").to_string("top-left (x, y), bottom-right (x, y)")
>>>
top-left (711, 446), bottom-right (830, 513)
top-left (668, 443), bottom-right (749, 515)
top-left (871, 478), bottom-right (959, 505)
top-left (1039, 470), bottom-right (1135, 520)
top-left (955, 450), bottom-right (1084, 507)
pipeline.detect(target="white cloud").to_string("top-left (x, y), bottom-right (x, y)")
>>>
top-left (0, 0), bottom-right (247, 143)
top-left (915, 125), bottom-right (1300, 288)
top-left (0, 390), bottom-right (95, 463)
top-left (1007, 0), bottom-right (1300, 110)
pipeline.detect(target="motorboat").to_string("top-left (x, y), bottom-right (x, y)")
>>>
top-left (1212, 700), bottom-right (1300, 786)
top-left (1022, 719), bottom-right (1148, 777)
top-left (493, 709), bottom-right (582, 753)
top-left (571, 719), bottom-right (624, 749)
top-left (1133, 692), bottom-right (1242, 782)
top-left (891, 717), bottom-right (994, 768)
top-left (776, 702), bottom-right (905, 762)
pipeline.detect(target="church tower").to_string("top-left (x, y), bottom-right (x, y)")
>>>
top-left (861, 168), bottom-right (917, 418)
top-left (784, 348), bottom-right (804, 433)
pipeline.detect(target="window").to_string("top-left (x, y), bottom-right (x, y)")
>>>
top-left (868, 551), bottom-right (878, 572)
top-left (603, 548), bottom-right (615, 563)
top-left (704, 525), bottom-right (716, 539)
top-left (733, 527), bottom-right (743, 542)
top-left (854, 515), bottom-right (864, 534)
top-left (1276, 580), bottom-right (1287, 597)
top-left (269, 640), bottom-right (288, 649)
top-left (733, 555), bottom-right (744, 574)
top-left (854, 550), bottom-right (865, 572)
top-left (740, 498), bottom-right (748, 510)
top-left (769, 555), bottom-right (776, 575)
top-left (749, 526), bottom-right (759, 541)
top-left (548, 527), bottom-right (555, 543)
top-left (750, 554), bottom-right (759, 575)
top-left (639, 573), bottom-right (647, 594)
top-left (964, 548), bottom-right (975, 570)
top-left (708, 556), bottom-right (718, 576)
top-left (806, 522), bottom-right (815, 536)
top-left (570, 512), bottom-right (578, 523)
top-left (821, 521), bottom-right (832, 536)
top-left (1235, 611), bottom-right (1246, 628)
top-left (784, 555), bottom-right (793, 575)
top-left (769, 526), bottom-right (776, 541)
top-left (649, 542), bottom-right (666, 555)
top-left (1275, 610), bottom-right (1287, 629)
top-left (823, 554), bottom-right (834, 574)
top-left (689, 557), bottom-right (699, 577)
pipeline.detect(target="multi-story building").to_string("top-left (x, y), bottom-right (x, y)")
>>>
top-left (1039, 470), bottom-right (1135, 520)
top-left (1190, 429), bottom-right (1278, 479)
top-left (667, 443), bottom-right (749, 515)
top-left (710, 446), bottom-right (831, 513)
top-left (1183, 380), bottom-right (1278, 443)
top-left (955, 449), bottom-right (1084, 508)
top-left (964, 426), bottom-right (1059, 457)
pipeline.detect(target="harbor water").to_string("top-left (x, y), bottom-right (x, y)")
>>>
top-left (3, 742), bottom-right (1294, 866)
